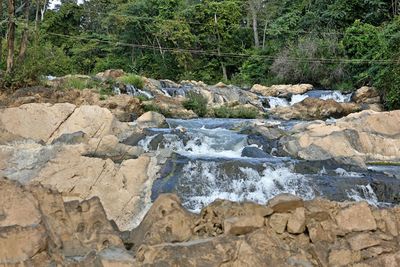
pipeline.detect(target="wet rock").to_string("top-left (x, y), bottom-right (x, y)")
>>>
top-left (335, 202), bottom-right (377, 233)
top-left (268, 194), bottom-right (304, 213)
top-left (287, 207), bottom-right (306, 234)
top-left (136, 111), bottom-right (168, 128)
top-left (241, 146), bottom-right (271, 158)
top-left (224, 215), bottom-right (265, 236)
top-left (51, 131), bottom-right (87, 145)
top-left (121, 132), bottom-right (146, 146)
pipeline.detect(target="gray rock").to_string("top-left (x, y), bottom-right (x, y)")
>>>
top-left (241, 146), bottom-right (271, 158)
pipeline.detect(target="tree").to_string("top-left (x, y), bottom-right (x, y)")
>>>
top-left (248, 0), bottom-right (262, 48)
top-left (18, 0), bottom-right (30, 62)
top-left (6, 0), bottom-right (15, 74)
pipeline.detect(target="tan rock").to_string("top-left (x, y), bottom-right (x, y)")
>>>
top-left (328, 249), bottom-right (361, 267)
top-left (0, 178), bottom-right (41, 227)
top-left (251, 84), bottom-right (313, 97)
top-left (352, 86), bottom-right (380, 104)
top-left (381, 210), bottom-right (398, 237)
top-left (34, 149), bottom-right (156, 230)
top-left (0, 225), bottom-right (47, 265)
top-left (269, 213), bottom-right (290, 234)
top-left (128, 194), bottom-right (196, 253)
top-left (224, 215), bottom-right (265, 236)
top-left (287, 207), bottom-right (306, 234)
top-left (136, 111), bottom-right (167, 128)
top-left (347, 233), bottom-right (380, 251)
top-left (335, 202), bottom-right (377, 233)
top-left (48, 105), bottom-right (120, 143)
top-left (268, 193), bottom-right (304, 213)
top-left (0, 103), bottom-right (76, 143)
top-left (96, 69), bottom-right (125, 80)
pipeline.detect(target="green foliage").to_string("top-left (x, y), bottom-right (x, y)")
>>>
top-left (142, 103), bottom-right (172, 117)
top-left (182, 92), bottom-right (208, 117)
top-left (117, 74), bottom-right (145, 89)
top-left (62, 77), bottom-right (100, 90)
top-left (214, 106), bottom-right (259, 119)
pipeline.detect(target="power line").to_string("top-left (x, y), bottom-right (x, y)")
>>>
top-left (46, 32), bottom-right (400, 65)
top-left (79, 9), bottom-right (400, 38)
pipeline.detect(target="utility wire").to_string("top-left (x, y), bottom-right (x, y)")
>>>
top-left (79, 9), bottom-right (400, 37)
top-left (46, 32), bottom-right (400, 65)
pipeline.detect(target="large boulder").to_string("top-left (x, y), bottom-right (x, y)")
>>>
top-left (352, 86), bottom-right (381, 104)
top-left (33, 149), bottom-right (158, 230)
top-left (0, 103), bottom-right (131, 144)
top-left (0, 103), bottom-right (76, 143)
top-left (279, 110), bottom-right (400, 165)
top-left (251, 84), bottom-right (313, 97)
top-left (136, 111), bottom-right (168, 128)
top-left (271, 98), bottom-right (361, 120)
top-left (0, 178), bottom-right (128, 266)
top-left (96, 69), bottom-right (125, 80)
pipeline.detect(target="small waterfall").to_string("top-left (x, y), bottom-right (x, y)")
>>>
top-left (174, 161), bottom-right (315, 212)
top-left (265, 90), bottom-right (353, 109)
top-left (346, 184), bottom-right (380, 206)
top-left (125, 84), bottom-right (154, 99)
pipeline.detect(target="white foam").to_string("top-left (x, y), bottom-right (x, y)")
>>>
top-left (290, 94), bottom-right (309, 105)
top-left (267, 97), bottom-right (289, 108)
top-left (346, 184), bottom-right (380, 206)
top-left (180, 161), bottom-right (315, 213)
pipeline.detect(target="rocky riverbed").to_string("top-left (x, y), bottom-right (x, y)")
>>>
top-left (1, 76), bottom-right (400, 266)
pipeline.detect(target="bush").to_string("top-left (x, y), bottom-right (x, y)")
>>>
top-left (214, 106), bottom-right (259, 119)
top-left (117, 74), bottom-right (144, 89)
top-left (142, 103), bottom-right (172, 118)
top-left (182, 92), bottom-right (208, 117)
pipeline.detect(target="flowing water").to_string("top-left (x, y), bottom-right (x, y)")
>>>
top-left (264, 90), bottom-right (353, 109)
top-left (139, 118), bottom-right (400, 213)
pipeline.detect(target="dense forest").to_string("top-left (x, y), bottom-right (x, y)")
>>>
top-left (0, 0), bottom-right (399, 108)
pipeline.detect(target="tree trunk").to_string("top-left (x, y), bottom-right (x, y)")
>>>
top-left (250, 5), bottom-right (259, 48)
top-left (0, 0), bottom-right (3, 65)
top-left (18, 0), bottom-right (30, 62)
top-left (6, 0), bottom-right (15, 74)
top-left (214, 13), bottom-right (228, 81)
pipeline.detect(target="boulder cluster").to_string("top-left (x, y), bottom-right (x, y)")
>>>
top-left (2, 178), bottom-right (400, 266)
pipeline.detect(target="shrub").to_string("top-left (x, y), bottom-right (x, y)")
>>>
top-left (117, 74), bottom-right (144, 89)
top-left (143, 103), bottom-right (172, 118)
top-left (182, 92), bottom-right (208, 117)
top-left (214, 106), bottom-right (259, 119)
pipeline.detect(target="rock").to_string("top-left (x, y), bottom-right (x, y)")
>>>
top-left (335, 202), bottom-right (377, 233)
top-left (347, 233), bottom-right (380, 251)
top-left (241, 146), bottom-right (271, 158)
top-left (95, 247), bottom-right (136, 266)
top-left (280, 110), bottom-right (400, 165)
top-left (287, 207), bottom-right (306, 234)
top-left (121, 132), bottom-right (146, 146)
top-left (33, 149), bottom-right (157, 230)
top-left (0, 103), bottom-right (76, 143)
top-left (251, 84), bottom-right (313, 97)
top-left (96, 69), bottom-right (125, 80)
top-left (86, 135), bottom-right (144, 162)
top-left (127, 194), bottom-right (196, 252)
top-left (328, 249), bottom-right (361, 267)
top-left (194, 200), bottom-right (273, 237)
top-left (136, 111), bottom-right (167, 128)
top-left (51, 131), bottom-right (87, 145)
top-left (352, 86), bottom-right (381, 104)
top-left (268, 194), bottom-right (304, 213)
top-left (47, 105), bottom-right (121, 143)
top-left (0, 178), bottom-right (125, 266)
top-left (269, 213), bottom-right (290, 234)
top-left (272, 98), bottom-right (361, 120)
top-left (224, 215), bottom-right (265, 236)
